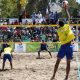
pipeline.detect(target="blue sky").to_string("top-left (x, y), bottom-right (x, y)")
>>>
top-left (77, 0), bottom-right (80, 4)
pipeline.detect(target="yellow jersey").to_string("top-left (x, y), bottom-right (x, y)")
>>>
top-left (4, 47), bottom-right (12, 54)
top-left (57, 24), bottom-right (75, 45)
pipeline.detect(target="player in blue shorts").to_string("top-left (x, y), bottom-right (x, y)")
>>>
top-left (51, 22), bottom-right (75, 80)
top-left (37, 40), bottom-right (52, 59)
top-left (50, 4), bottom-right (75, 80)
top-left (2, 45), bottom-right (13, 70)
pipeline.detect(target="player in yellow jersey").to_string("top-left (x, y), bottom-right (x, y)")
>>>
top-left (50, 3), bottom-right (75, 80)
top-left (2, 45), bottom-right (13, 70)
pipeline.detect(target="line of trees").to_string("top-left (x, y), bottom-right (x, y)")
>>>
top-left (0, 0), bottom-right (80, 18)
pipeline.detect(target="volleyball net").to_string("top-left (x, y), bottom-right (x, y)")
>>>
top-left (0, 24), bottom-right (80, 52)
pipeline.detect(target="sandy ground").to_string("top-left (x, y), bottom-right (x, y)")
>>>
top-left (0, 52), bottom-right (78, 80)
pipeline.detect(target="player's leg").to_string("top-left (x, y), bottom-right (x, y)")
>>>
top-left (0, 49), bottom-right (4, 58)
top-left (65, 59), bottom-right (71, 80)
top-left (37, 49), bottom-right (42, 59)
top-left (65, 44), bottom-right (73, 80)
top-left (50, 58), bottom-right (61, 80)
top-left (8, 54), bottom-right (13, 69)
top-left (10, 61), bottom-right (13, 70)
top-left (50, 45), bottom-right (65, 80)
top-left (65, 8), bottom-right (70, 22)
top-left (47, 49), bottom-right (52, 58)
top-left (2, 61), bottom-right (5, 70)
top-left (2, 54), bottom-right (7, 70)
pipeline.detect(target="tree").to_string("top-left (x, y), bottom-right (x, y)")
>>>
top-left (26, 0), bottom-right (49, 15)
top-left (1, 0), bottom-right (18, 18)
top-left (0, 0), bottom-right (80, 18)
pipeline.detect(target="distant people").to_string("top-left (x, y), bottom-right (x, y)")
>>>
top-left (49, 12), bottom-right (55, 24)
top-left (37, 40), bottom-right (52, 59)
top-left (54, 11), bottom-right (59, 23)
top-left (2, 45), bottom-right (13, 70)
top-left (52, 33), bottom-right (58, 42)
top-left (14, 20), bottom-right (19, 25)
top-left (37, 11), bottom-right (42, 19)
top-left (31, 12), bottom-right (36, 24)
top-left (37, 11), bottom-right (43, 24)
top-left (14, 27), bottom-right (22, 41)
top-left (45, 14), bottom-right (50, 24)
top-left (19, 14), bottom-right (22, 24)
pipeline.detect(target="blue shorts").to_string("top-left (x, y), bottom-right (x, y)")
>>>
top-left (40, 48), bottom-right (47, 51)
top-left (3, 54), bottom-right (12, 62)
top-left (57, 43), bottom-right (73, 60)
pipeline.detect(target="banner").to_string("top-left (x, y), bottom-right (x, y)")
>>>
top-left (14, 43), bottom-right (26, 53)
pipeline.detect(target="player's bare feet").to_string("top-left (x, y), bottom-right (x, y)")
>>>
top-left (64, 77), bottom-right (68, 80)
top-left (50, 76), bottom-right (55, 80)
top-left (36, 57), bottom-right (41, 59)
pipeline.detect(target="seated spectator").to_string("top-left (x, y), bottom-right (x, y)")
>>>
top-left (14, 27), bottom-right (22, 41)
top-left (31, 12), bottom-right (36, 25)
top-left (14, 20), bottom-right (19, 25)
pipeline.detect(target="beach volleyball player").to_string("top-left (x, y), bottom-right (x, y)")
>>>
top-left (50, 1), bottom-right (75, 80)
top-left (37, 40), bottom-right (52, 59)
top-left (2, 45), bottom-right (13, 70)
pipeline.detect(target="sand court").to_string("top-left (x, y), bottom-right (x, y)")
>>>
top-left (0, 52), bottom-right (77, 80)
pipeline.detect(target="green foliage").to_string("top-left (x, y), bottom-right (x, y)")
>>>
top-left (1, 0), bottom-right (18, 18)
top-left (68, 0), bottom-right (78, 8)
top-left (0, 0), bottom-right (80, 18)
top-left (26, 0), bottom-right (80, 17)
top-left (26, 0), bottom-right (48, 15)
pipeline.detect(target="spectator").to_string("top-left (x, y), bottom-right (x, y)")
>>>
top-left (31, 12), bottom-right (36, 25)
top-left (49, 12), bottom-right (55, 24)
top-left (37, 11), bottom-right (43, 24)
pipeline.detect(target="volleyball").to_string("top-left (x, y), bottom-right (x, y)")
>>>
top-left (62, 0), bottom-right (68, 9)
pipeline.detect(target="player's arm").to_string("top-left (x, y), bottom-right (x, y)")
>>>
top-left (65, 8), bottom-right (70, 23)
top-left (63, 0), bottom-right (70, 23)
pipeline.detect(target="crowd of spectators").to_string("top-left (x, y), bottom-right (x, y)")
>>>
top-left (0, 11), bottom-right (59, 25)
top-left (0, 25), bottom-right (80, 42)
top-left (0, 26), bottom-right (58, 42)
top-left (31, 11), bottom-right (59, 24)
top-left (0, 11), bottom-right (80, 42)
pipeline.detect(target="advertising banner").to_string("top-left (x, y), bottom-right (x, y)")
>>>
top-left (14, 43), bottom-right (26, 53)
